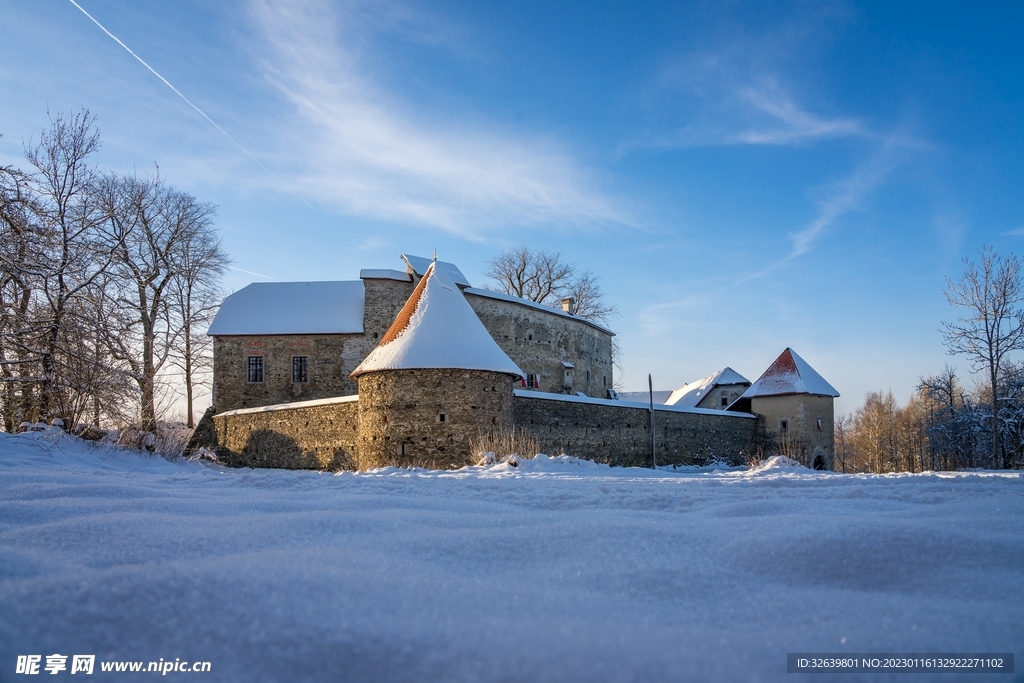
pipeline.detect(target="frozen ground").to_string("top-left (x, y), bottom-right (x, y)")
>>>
top-left (1, 431), bottom-right (1021, 682)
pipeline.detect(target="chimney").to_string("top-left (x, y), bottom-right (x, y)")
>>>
top-left (561, 297), bottom-right (576, 315)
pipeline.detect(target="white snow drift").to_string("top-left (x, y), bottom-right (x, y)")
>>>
top-left (0, 431), bottom-right (1021, 682)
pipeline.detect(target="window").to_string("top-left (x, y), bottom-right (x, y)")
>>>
top-left (437, 413), bottom-right (447, 423)
top-left (816, 418), bottom-right (823, 432)
top-left (721, 397), bottom-right (729, 407)
top-left (292, 356), bottom-right (308, 384)
top-left (247, 356), bottom-right (264, 383)
top-left (522, 373), bottom-right (541, 389)
top-left (779, 419), bottom-right (789, 432)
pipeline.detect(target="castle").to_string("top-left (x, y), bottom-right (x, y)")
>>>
top-left (207, 255), bottom-right (839, 470)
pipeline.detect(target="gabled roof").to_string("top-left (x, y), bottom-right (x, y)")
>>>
top-left (401, 254), bottom-right (471, 287)
top-left (207, 281), bottom-right (364, 336)
top-left (666, 367), bottom-right (750, 408)
top-left (351, 262), bottom-right (524, 379)
top-left (741, 348), bottom-right (839, 398)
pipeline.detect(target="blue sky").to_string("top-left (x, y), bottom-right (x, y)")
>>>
top-left (2, 0), bottom-right (1023, 415)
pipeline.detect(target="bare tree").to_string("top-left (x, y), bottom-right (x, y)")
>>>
top-left (0, 158), bottom-right (40, 429)
top-left (564, 269), bottom-right (616, 324)
top-left (485, 247), bottom-right (616, 324)
top-left (166, 210), bottom-right (227, 428)
top-left (941, 247), bottom-right (1024, 469)
top-left (97, 173), bottom-right (220, 430)
top-left (22, 111), bottom-right (118, 425)
top-left (486, 247), bottom-right (575, 304)
top-left (834, 414), bottom-right (851, 473)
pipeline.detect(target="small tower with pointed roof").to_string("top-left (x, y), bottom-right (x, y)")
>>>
top-left (350, 262), bottom-right (524, 469)
top-left (731, 348), bottom-right (839, 469)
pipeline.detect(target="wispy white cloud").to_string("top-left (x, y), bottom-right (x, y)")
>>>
top-left (729, 79), bottom-right (864, 145)
top-left (734, 147), bottom-right (904, 284)
top-left (246, 0), bottom-right (630, 237)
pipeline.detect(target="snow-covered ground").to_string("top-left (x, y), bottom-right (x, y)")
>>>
top-left (1, 431), bottom-right (1021, 682)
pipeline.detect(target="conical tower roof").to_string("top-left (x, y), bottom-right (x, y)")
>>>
top-left (741, 348), bottom-right (839, 398)
top-left (351, 262), bottom-right (524, 379)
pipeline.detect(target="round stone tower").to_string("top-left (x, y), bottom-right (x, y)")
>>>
top-left (351, 261), bottom-right (524, 470)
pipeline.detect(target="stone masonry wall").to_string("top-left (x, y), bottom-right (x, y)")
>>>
top-left (211, 277), bottom-right (415, 413)
top-left (751, 394), bottom-right (835, 468)
top-left (513, 393), bottom-right (758, 467)
top-left (357, 369), bottom-right (516, 470)
top-left (213, 397), bottom-right (360, 470)
top-left (466, 292), bottom-right (614, 398)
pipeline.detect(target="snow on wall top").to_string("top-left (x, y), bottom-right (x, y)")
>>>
top-left (463, 288), bottom-right (615, 336)
top-left (207, 281), bottom-right (364, 336)
top-left (666, 367), bottom-right (751, 408)
top-left (401, 254), bottom-right (471, 287)
top-left (351, 263), bottom-right (524, 379)
top-left (515, 389), bottom-right (756, 418)
top-left (360, 269), bottom-right (412, 282)
top-left (741, 348), bottom-right (839, 398)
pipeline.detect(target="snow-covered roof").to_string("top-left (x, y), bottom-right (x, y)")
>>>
top-left (401, 254), bottom-right (471, 287)
top-left (351, 262), bottom-right (524, 379)
top-left (616, 390), bottom-right (673, 404)
top-left (463, 288), bottom-right (615, 336)
top-left (208, 281), bottom-right (364, 336)
top-left (360, 269), bottom-right (412, 282)
top-left (666, 367), bottom-right (751, 408)
top-left (741, 348), bottom-right (839, 398)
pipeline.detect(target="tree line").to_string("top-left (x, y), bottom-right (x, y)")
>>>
top-left (837, 248), bottom-right (1024, 471)
top-left (0, 110), bottom-right (227, 433)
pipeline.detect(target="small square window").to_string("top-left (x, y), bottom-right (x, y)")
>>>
top-left (721, 397), bottom-right (729, 407)
top-left (779, 419), bottom-right (789, 432)
top-left (292, 356), bottom-right (308, 384)
top-left (524, 373), bottom-right (540, 389)
top-left (247, 356), bottom-right (264, 383)
top-left (437, 413), bottom-right (447, 423)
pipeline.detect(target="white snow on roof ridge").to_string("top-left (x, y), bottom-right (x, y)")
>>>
top-left (401, 254), bottom-right (471, 287)
top-left (360, 268), bottom-right (412, 282)
top-left (666, 367), bottom-right (750, 408)
top-left (207, 281), bottom-right (364, 336)
top-left (352, 263), bottom-right (524, 378)
top-left (741, 348), bottom-right (839, 398)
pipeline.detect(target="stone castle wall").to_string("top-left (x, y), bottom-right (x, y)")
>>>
top-left (751, 394), bottom-right (835, 468)
top-left (512, 392), bottom-right (759, 467)
top-left (210, 382), bottom-right (767, 471)
top-left (357, 369), bottom-right (516, 470)
top-left (465, 292), bottom-right (614, 398)
top-left (213, 396), bottom-right (360, 470)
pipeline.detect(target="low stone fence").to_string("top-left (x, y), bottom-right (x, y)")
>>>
top-left (213, 395), bottom-right (360, 470)
top-left (512, 391), bottom-right (760, 467)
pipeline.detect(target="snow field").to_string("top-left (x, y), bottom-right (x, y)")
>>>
top-left (1, 433), bottom-right (1021, 682)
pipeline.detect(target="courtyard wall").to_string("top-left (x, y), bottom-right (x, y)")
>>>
top-left (213, 396), bottom-right (360, 470)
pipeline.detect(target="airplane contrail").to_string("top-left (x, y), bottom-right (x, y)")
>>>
top-left (228, 266), bottom-right (275, 281)
top-left (67, 0), bottom-right (322, 216)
